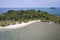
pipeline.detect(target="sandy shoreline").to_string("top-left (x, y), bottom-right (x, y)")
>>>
top-left (0, 20), bottom-right (41, 29)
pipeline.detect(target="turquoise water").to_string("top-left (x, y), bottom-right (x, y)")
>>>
top-left (0, 22), bottom-right (60, 40)
top-left (0, 8), bottom-right (60, 16)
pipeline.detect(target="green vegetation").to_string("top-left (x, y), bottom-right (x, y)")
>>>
top-left (0, 21), bottom-right (16, 27)
top-left (0, 9), bottom-right (60, 26)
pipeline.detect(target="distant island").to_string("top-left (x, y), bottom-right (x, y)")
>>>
top-left (50, 7), bottom-right (56, 9)
top-left (0, 10), bottom-right (60, 27)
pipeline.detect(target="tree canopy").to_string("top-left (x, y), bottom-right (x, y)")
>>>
top-left (0, 9), bottom-right (60, 26)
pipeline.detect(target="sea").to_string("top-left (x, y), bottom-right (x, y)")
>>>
top-left (0, 8), bottom-right (60, 16)
top-left (0, 22), bottom-right (60, 40)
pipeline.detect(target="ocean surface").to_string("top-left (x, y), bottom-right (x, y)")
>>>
top-left (0, 22), bottom-right (60, 40)
top-left (0, 8), bottom-right (60, 16)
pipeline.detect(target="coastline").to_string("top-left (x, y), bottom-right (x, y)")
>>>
top-left (0, 20), bottom-right (41, 29)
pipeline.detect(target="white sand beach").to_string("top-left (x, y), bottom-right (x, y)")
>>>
top-left (0, 20), bottom-right (41, 29)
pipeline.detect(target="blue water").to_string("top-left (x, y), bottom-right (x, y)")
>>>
top-left (0, 8), bottom-right (60, 16)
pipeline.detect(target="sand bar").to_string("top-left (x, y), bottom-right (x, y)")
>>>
top-left (0, 20), bottom-right (41, 29)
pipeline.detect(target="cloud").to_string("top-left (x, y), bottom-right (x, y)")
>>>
top-left (0, 0), bottom-right (60, 7)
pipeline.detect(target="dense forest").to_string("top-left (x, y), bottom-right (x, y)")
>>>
top-left (0, 9), bottom-right (60, 26)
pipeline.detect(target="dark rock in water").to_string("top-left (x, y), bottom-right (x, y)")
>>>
top-left (50, 7), bottom-right (56, 9)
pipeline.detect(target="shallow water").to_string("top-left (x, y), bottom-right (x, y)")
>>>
top-left (0, 22), bottom-right (60, 40)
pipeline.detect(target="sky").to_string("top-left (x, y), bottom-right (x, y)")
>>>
top-left (0, 0), bottom-right (60, 8)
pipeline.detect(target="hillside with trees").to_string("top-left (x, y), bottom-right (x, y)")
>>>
top-left (0, 9), bottom-right (60, 26)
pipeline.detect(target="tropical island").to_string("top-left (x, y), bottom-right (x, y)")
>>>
top-left (50, 7), bottom-right (56, 9)
top-left (0, 9), bottom-right (60, 27)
